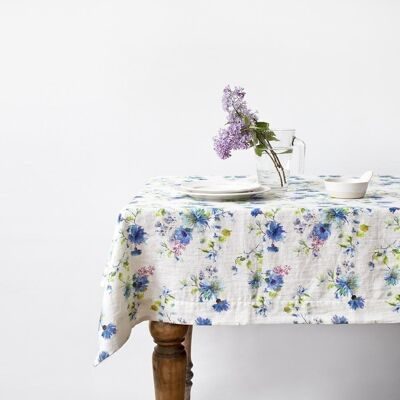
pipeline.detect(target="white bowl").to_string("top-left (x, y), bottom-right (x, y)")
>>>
top-left (324, 178), bottom-right (369, 199)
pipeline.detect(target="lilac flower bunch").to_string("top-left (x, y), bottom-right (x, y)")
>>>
top-left (213, 86), bottom-right (257, 159)
top-left (214, 86), bottom-right (287, 186)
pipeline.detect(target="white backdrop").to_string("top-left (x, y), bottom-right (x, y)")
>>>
top-left (1, 1), bottom-right (400, 399)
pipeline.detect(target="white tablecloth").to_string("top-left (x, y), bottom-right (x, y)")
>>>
top-left (96, 175), bottom-right (400, 364)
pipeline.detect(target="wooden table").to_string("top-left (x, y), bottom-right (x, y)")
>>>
top-left (96, 176), bottom-right (400, 397)
top-left (150, 322), bottom-right (193, 400)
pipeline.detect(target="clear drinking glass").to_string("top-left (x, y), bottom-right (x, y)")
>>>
top-left (255, 129), bottom-right (305, 189)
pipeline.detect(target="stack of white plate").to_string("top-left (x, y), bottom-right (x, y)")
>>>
top-left (180, 179), bottom-right (270, 201)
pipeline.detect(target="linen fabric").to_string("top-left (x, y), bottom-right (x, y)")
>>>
top-left (96, 175), bottom-right (400, 364)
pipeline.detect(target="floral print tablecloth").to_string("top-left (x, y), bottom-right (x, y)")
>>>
top-left (96, 175), bottom-right (400, 364)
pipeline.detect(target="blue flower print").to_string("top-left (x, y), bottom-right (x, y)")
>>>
top-left (312, 223), bottom-right (331, 241)
top-left (251, 208), bottom-right (263, 217)
top-left (131, 248), bottom-right (142, 256)
top-left (195, 317), bottom-right (212, 325)
top-left (173, 227), bottom-right (192, 245)
top-left (348, 295), bottom-right (365, 310)
top-left (183, 209), bottom-right (210, 230)
top-left (132, 274), bottom-right (150, 293)
top-left (248, 272), bottom-right (262, 289)
top-left (98, 351), bottom-right (110, 362)
top-left (267, 244), bottom-right (279, 253)
top-left (332, 315), bottom-right (349, 324)
top-left (212, 299), bottom-right (230, 312)
top-left (101, 323), bottom-right (117, 339)
top-left (127, 224), bottom-right (147, 244)
top-left (344, 246), bottom-right (356, 257)
top-left (199, 280), bottom-right (221, 302)
top-left (389, 207), bottom-right (400, 213)
top-left (335, 275), bottom-right (358, 298)
top-left (266, 221), bottom-right (285, 242)
top-left (368, 261), bottom-right (375, 271)
top-left (266, 273), bottom-right (284, 291)
top-left (384, 268), bottom-right (399, 286)
top-left (326, 208), bottom-right (348, 224)
top-left (391, 299), bottom-right (400, 313)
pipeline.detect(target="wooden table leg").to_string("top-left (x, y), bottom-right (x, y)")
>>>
top-left (150, 321), bottom-right (189, 400)
top-left (184, 326), bottom-right (193, 400)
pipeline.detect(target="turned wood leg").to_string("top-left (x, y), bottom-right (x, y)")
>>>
top-left (150, 321), bottom-right (189, 400)
top-left (184, 326), bottom-right (193, 400)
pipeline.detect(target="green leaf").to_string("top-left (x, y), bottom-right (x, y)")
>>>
top-left (254, 144), bottom-right (266, 156)
top-left (360, 224), bottom-right (369, 232)
top-left (251, 131), bottom-right (258, 146)
top-left (383, 255), bottom-right (389, 265)
top-left (279, 149), bottom-right (293, 154)
top-left (255, 121), bottom-right (269, 129)
top-left (256, 132), bottom-right (268, 146)
top-left (265, 131), bottom-right (279, 142)
top-left (221, 229), bottom-right (231, 237)
top-left (284, 305), bottom-right (292, 313)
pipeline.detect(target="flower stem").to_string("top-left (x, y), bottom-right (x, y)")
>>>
top-left (271, 149), bottom-right (287, 184)
top-left (265, 139), bottom-right (286, 186)
top-left (264, 150), bottom-right (284, 187)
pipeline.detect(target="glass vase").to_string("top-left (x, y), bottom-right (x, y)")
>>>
top-left (255, 129), bottom-right (305, 190)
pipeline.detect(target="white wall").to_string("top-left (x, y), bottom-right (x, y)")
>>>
top-left (1, 1), bottom-right (400, 399)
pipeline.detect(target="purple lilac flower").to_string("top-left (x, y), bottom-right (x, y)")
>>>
top-left (222, 85), bottom-right (245, 112)
top-left (213, 86), bottom-right (257, 159)
top-left (214, 123), bottom-right (251, 159)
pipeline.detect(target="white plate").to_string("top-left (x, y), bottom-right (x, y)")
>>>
top-left (182, 180), bottom-right (262, 194)
top-left (181, 187), bottom-right (271, 201)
